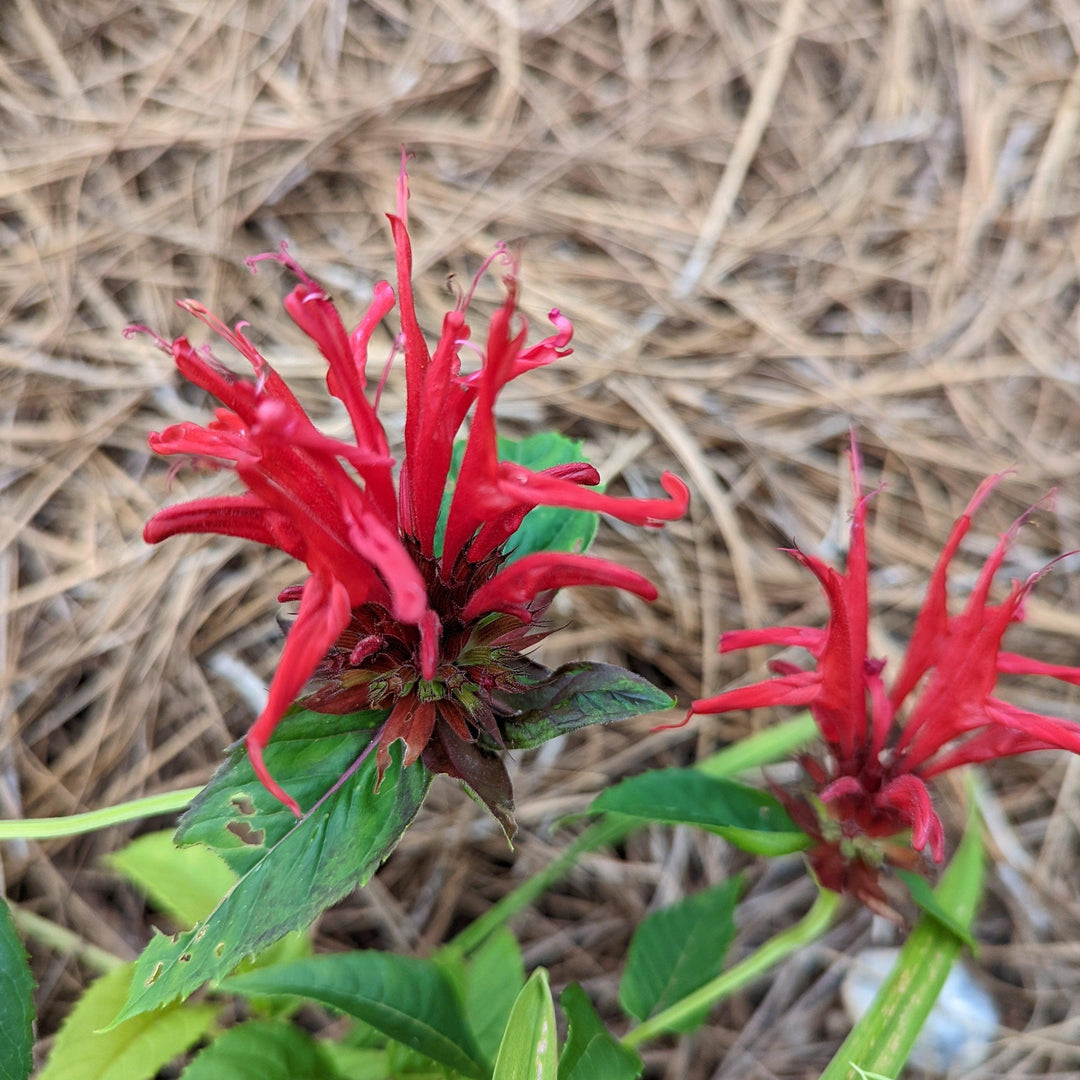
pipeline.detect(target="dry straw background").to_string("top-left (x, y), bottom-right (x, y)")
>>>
top-left (3, 0), bottom-right (1080, 1075)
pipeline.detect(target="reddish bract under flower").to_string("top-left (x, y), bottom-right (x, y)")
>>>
top-left (141, 161), bottom-right (689, 819)
top-left (687, 439), bottom-right (1080, 904)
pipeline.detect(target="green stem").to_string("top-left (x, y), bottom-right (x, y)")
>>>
top-left (817, 798), bottom-right (984, 1080)
top-left (0, 787), bottom-right (203, 841)
top-left (451, 815), bottom-right (631, 955)
top-left (621, 886), bottom-right (841, 1049)
top-left (11, 906), bottom-right (126, 974)
top-left (450, 712), bottom-right (818, 955)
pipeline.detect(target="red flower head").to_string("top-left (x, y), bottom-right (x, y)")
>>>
top-left (687, 438), bottom-right (1080, 906)
top-left (141, 159), bottom-right (689, 822)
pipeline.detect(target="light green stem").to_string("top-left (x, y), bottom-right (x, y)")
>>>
top-left (620, 887), bottom-right (841, 1048)
top-left (817, 799), bottom-right (984, 1080)
top-left (451, 712), bottom-right (818, 955)
top-left (11, 906), bottom-right (126, 974)
top-left (0, 787), bottom-right (203, 841)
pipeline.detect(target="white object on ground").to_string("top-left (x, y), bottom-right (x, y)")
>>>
top-left (841, 946), bottom-right (998, 1074)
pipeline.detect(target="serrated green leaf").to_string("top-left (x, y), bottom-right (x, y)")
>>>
top-left (493, 969), bottom-right (558, 1080)
top-left (818, 807), bottom-right (984, 1080)
top-left (499, 662), bottom-right (674, 749)
top-left (104, 830), bottom-right (236, 927)
top-left (224, 952), bottom-right (487, 1080)
top-left (178, 1020), bottom-right (337, 1080)
top-left (558, 984), bottom-right (641, 1080)
top-left (0, 898), bottom-right (34, 1080)
top-left (893, 870), bottom-right (977, 951)
top-left (115, 739), bottom-right (430, 1025)
top-left (436, 433), bottom-right (600, 561)
top-left (39, 964), bottom-right (216, 1080)
top-left (587, 769), bottom-right (811, 855)
top-left (619, 879), bottom-right (741, 1030)
top-left (462, 928), bottom-right (526, 1061)
top-left (175, 708), bottom-right (388, 877)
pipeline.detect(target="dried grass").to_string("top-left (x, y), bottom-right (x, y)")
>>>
top-left (3, 0), bottom-right (1080, 1075)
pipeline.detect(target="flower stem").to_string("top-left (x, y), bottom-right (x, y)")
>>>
top-left (450, 711), bottom-right (818, 955)
top-left (621, 886), bottom-right (841, 1049)
top-left (0, 787), bottom-right (204, 841)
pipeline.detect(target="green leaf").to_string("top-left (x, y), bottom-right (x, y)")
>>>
top-left (461, 928), bottom-right (526, 1061)
top-left (39, 964), bottom-right (217, 1080)
top-left (318, 1043), bottom-right (390, 1080)
top-left (115, 738), bottom-right (431, 1025)
top-left (178, 1021), bottom-right (337, 1080)
top-left (436, 433), bottom-right (599, 561)
top-left (619, 879), bottom-right (741, 1030)
top-left (558, 984), bottom-right (641, 1080)
top-left (224, 952), bottom-right (488, 1080)
top-left (0, 898), bottom-right (34, 1080)
top-left (499, 662), bottom-right (674, 750)
top-left (175, 708), bottom-right (388, 877)
top-left (493, 968), bottom-right (558, 1080)
top-left (587, 769), bottom-right (811, 855)
top-left (818, 805), bottom-right (984, 1080)
top-left (104, 830), bottom-right (236, 927)
top-left (894, 870), bottom-right (977, 951)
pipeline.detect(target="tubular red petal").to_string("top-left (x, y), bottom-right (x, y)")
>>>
top-left (889, 471), bottom-right (1010, 708)
top-left (467, 461), bottom-right (602, 562)
top-left (917, 720), bottom-right (1071, 778)
top-left (420, 609), bottom-right (441, 680)
top-left (245, 576), bottom-right (352, 815)
top-left (819, 775), bottom-right (864, 803)
top-left (144, 495), bottom-right (306, 560)
top-left (688, 670), bottom-right (821, 718)
top-left (877, 774), bottom-right (942, 859)
top-left (177, 299), bottom-right (304, 414)
top-left (997, 651), bottom-right (1080, 686)
top-left (461, 552), bottom-right (658, 621)
top-left (720, 626), bottom-right (825, 654)
top-left (787, 548), bottom-right (865, 762)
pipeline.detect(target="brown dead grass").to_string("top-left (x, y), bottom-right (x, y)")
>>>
top-left (3, 0), bottom-right (1080, 1075)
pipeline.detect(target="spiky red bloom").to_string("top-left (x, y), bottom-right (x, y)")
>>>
top-left (687, 439), bottom-right (1080, 900)
top-left (141, 161), bottom-right (689, 819)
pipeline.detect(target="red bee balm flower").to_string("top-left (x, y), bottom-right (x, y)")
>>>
top-left (688, 441), bottom-right (1080, 902)
top-left (142, 164), bottom-right (688, 821)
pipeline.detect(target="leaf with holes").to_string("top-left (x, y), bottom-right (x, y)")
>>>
top-left (175, 708), bottom-right (388, 877)
top-left (114, 738), bottom-right (430, 1026)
